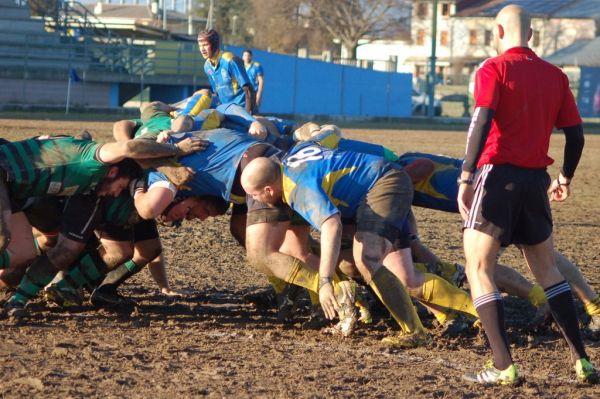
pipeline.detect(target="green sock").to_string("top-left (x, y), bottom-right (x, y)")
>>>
top-left (11, 253), bottom-right (57, 305)
top-left (55, 250), bottom-right (109, 292)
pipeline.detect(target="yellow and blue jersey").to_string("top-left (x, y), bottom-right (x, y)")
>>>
top-left (396, 152), bottom-right (462, 213)
top-left (282, 142), bottom-right (392, 231)
top-left (147, 128), bottom-right (261, 202)
top-left (245, 61), bottom-right (263, 92)
top-left (204, 51), bottom-right (251, 107)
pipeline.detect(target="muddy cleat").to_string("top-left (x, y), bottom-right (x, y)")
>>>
top-left (242, 288), bottom-right (276, 309)
top-left (44, 284), bottom-right (84, 308)
top-left (575, 358), bottom-right (599, 384)
top-left (90, 287), bottom-right (137, 309)
top-left (438, 315), bottom-right (470, 337)
top-left (1, 300), bottom-right (27, 321)
top-left (334, 280), bottom-right (357, 337)
top-left (529, 303), bottom-right (552, 331)
top-left (358, 303), bottom-right (373, 325)
top-left (381, 330), bottom-right (432, 348)
top-left (586, 315), bottom-right (600, 338)
top-left (275, 284), bottom-right (302, 323)
top-left (463, 360), bottom-right (520, 385)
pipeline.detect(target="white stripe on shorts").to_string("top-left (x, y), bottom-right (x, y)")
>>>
top-left (465, 164), bottom-right (493, 229)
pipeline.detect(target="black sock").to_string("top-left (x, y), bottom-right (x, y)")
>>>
top-left (545, 281), bottom-right (588, 361)
top-left (474, 292), bottom-right (512, 370)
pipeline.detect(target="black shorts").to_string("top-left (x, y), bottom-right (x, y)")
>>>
top-left (464, 164), bottom-right (552, 246)
top-left (99, 218), bottom-right (160, 243)
top-left (355, 168), bottom-right (414, 245)
top-left (24, 197), bottom-right (65, 234)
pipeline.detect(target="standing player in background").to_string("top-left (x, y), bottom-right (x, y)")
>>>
top-left (198, 29), bottom-right (256, 114)
top-left (243, 49), bottom-right (264, 114)
top-left (458, 5), bottom-right (597, 385)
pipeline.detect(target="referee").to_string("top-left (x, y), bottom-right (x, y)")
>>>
top-left (457, 5), bottom-right (597, 385)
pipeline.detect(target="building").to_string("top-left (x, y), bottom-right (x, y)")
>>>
top-left (357, 0), bottom-right (600, 85)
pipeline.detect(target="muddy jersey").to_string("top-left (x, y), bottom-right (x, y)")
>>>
top-left (281, 141), bottom-right (392, 230)
top-left (302, 129), bottom-right (398, 162)
top-left (0, 136), bottom-right (109, 199)
top-left (396, 152), bottom-right (462, 213)
top-left (147, 128), bottom-right (262, 202)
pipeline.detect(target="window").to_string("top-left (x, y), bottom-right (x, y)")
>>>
top-left (417, 2), bottom-right (428, 18)
top-left (440, 30), bottom-right (449, 46)
top-left (484, 30), bottom-right (492, 46)
top-left (532, 30), bottom-right (540, 47)
top-left (416, 29), bottom-right (425, 46)
top-left (469, 30), bottom-right (477, 45)
top-left (441, 3), bottom-right (450, 17)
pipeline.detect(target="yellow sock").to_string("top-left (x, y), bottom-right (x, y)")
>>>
top-left (420, 273), bottom-right (478, 319)
top-left (282, 258), bottom-right (346, 298)
top-left (528, 284), bottom-right (547, 308)
top-left (369, 266), bottom-right (424, 334)
top-left (189, 93), bottom-right (212, 116)
top-left (584, 295), bottom-right (600, 316)
top-left (267, 276), bottom-right (289, 295)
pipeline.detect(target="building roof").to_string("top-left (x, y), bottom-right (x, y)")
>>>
top-left (455, 0), bottom-right (600, 19)
top-left (545, 37), bottom-right (600, 67)
top-left (72, 3), bottom-right (204, 23)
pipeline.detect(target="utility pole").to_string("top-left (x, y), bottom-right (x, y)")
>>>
top-left (427, 0), bottom-right (438, 117)
top-left (187, 0), bottom-right (193, 35)
top-left (206, 0), bottom-right (214, 30)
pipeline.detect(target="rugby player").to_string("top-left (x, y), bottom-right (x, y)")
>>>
top-left (458, 5), bottom-right (597, 384)
top-left (0, 134), bottom-right (205, 317)
top-left (242, 49), bottom-right (264, 113)
top-left (198, 29), bottom-right (256, 113)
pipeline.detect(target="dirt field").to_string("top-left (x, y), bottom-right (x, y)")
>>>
top-left (0, 117), bottom-right (599, 398)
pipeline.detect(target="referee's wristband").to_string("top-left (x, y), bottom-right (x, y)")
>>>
top-left (457, 177), bottom-right (474, 186)
top-left (556, 178), bottom-right (570, 186)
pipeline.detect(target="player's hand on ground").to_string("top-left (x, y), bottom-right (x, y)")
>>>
top-left (248, 121), bottom-right (268, 141)
top-left (457, 183), bottom-right (474, 221)
top-left (319, 283), bottom-right (339, 320)
top-left (547, 179), bottom-right (571, 202)
top-left (175, 137), bottom-right (210, 155)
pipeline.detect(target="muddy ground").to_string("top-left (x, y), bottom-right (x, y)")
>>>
top-left (0, 117), bottom-right (599, 398)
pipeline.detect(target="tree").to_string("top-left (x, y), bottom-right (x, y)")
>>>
top-left (248, 0), bottom-right (334, 55)
top-left (193, 0), bottom-right (253, 46)
top-left (305, 0), bottom-right (411, 59)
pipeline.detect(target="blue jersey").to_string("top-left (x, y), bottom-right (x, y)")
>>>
top-left (245, 61), bottom-right (264, 92)
top-left (204, 51), bottom-right (251, 107)
top-left (282, 142), bottom-right (392, 230)
top-left (147, 129), bottom-right (260, 202)
top-left (301, 128), bottom-right (398, 162)
top-left (396, 152), bottom-right (462, 213)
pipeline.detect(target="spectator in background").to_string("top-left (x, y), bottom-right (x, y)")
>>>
top-left (243, 49), bottom-right (264, 114)
top-left (197, 29), bottom-right (256, 114)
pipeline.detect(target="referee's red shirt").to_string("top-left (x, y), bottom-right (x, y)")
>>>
top-left (474, 47), bottom-right (582, 169)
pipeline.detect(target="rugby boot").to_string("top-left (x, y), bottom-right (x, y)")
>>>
top-left (586, 315), bottom-right (600, 339)
top-left (90, 286), bottom-right (137, 309)
top-left (333, 280), bottom-right (357, 337)
top-left (463, 360), bottom-right (521, 385)
top-left (275, 283), bottom-right (303, 323)
top-left (242, 287), bottom-right (276, 309)
top-left (0, 298), bottom-right (27, 321)
top-left (449, 263), bottom-right (467, 288)
top-left (438, 314), bottom-right (471, 338)
top-left (44, 284), bottom-right (84, 308)
top-left (575, 358), bottom-right (600, 384)
top-left (381, 329), bottom-right (432, 349)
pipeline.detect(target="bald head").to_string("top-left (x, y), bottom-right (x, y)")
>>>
top-left (241, 157), bottom-right (280, 191)
top-left (494, 5), bottom-right (532, 53)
